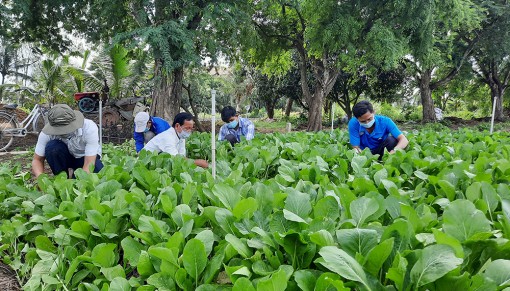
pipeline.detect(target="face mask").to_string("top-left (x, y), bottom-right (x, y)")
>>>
top-left (227, 119), bottom-right (238, 129)
top-left (178, 129), bottom-right (191, 139)
top-left (143, 128), bottom-right (150, 133)
top-left (360, 118), bottom-right (375, 128)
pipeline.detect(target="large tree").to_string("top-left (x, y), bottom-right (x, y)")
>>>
top-left (404, 0), bottom-right (483, 122)
top-left (243, 0), bottom-right (419, 131)
top-left (469, 0), bottom-right (510, 121)
top-left (8, 0), bottom-right (244, 121)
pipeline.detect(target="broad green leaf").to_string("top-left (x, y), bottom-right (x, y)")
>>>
top-left (314, 272), bottom-right (349, 291)
top-left (86, 210), bottom-right (106, 231)
top-left (213, 184), bottom-right (241, 210)
top-left (147, 273), bottom-right (176, 290)
top-left (256, 265), bottom-right (293, 291)
top-left (481, 182), bottom-right (499, 216)
top-left (410, 244), bottom-right (463, 287)
top-left (100, 265), bottom-right (125, 281)
top-left (443, 200), bottom-right (491, 242)
top-left (91, 243), bottom-right (116, 268)
top-left (171, 205), bottom-right (193, 228)
top-left (121, 237), bottom-right (145, 266)
top-left (283, 209), bottom-right (308, 224)
top-left (432, 229), bottom-right (464, 258)
top-left (182, 239), bottom-right (207, 280)
top-left (215, 208), bottom-right (239, 235)
top-left (293, 270), bottom-right (320, 291)
top-left (225, 234), bottom-right (253, 258)
top-left (313, 196), bottom-right (340, 220)
top-left (387, 253), bottom-right (408, 291)
top-left (364, 237), bottom-right (394, 276)
top-left (437, 180), bottom-right (456, 201)
top-left (35, 235), bottom-right (57, 253)
top-left (109, 277), bottom-right (131, 291)
top-left (278, 164), bottom-right (296, 182)
top-left (233, 277), bottom-right (255, 291)
top-left (309, 230), bottom-right (336, 247)
top-left (138, 251), bottom-right (155, 277)
top-left (195, 230), bottom-right (215, 256)
top-left (466, 182), bottom-right (481, 202)
top-left (317, 246), bottom-right (371, 290)
top-left (482, 259), bottom-right (510, 287)
top-left (336, 228), bottom-right (379, 258)
top-left (284, 188), bottom-right (312, 220)
top-left (350, 197), bottom-right (379, 227)
top-left (233, 197), bottom-right (258, 219)
top-left (252, 260), bottom-right (275, 276)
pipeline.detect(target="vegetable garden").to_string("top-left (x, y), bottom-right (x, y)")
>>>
top-left (1, 127), bottom-right (510, 290)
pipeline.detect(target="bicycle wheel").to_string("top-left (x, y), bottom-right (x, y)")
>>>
top-left (32, 113), bottom-right (47, 133)
top-left (0, 113), bottom-right (18, 151)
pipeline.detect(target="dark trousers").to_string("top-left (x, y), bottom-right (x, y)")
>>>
top-left (370, 136), bottom-right (398, 159)
top-left (45, 140), bottom-right (103, 178)
top-left (225, 134), bottom-right (239, 146)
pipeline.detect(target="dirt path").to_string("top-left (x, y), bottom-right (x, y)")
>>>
top-left (0, 262), bottom-right (20, 291)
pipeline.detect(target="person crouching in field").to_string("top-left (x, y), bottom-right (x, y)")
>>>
top-left (218, 106), bottom-right (255, 146)
top-left (142, 112), bottom-right (208, 168)
top-left (348, 100), bottom-right (409, 159)
top-left (32, 104), bottom-right (103, 178)
top-left (133, 111), bottom-right (170, 153)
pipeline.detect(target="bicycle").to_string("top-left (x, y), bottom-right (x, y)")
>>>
top-left (0, 103), bottom-right (49, 151)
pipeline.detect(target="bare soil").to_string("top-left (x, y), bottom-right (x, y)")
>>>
top-left (0, 262), bottom-right (20, 291)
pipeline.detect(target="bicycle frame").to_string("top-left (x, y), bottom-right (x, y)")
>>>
top-left (1, 104), bottom-right (46, 137)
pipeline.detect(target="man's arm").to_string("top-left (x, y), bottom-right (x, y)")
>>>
top-left (194, 159), bottom-right (209, 168)
top-left (134, 132), bottom-right (145, 153)
top-left (348, 118), bottom-right (361, 150)
top-left (390, 134), bottom-right (409, 154)
top-left (244, 119), bottom-right (255, 140)
top-left (82, 155), bottom-right (97, 173)
top-left (32, 154), bottom-right (46, 178)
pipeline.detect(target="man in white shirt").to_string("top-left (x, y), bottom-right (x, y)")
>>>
top-left (143, 112), bottom-right (208, 168)
top-left (32, 104), bottom-right (103, 178)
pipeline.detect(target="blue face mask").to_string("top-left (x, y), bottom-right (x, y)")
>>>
top-left (178, 129), bottom-right (191, 139)
top-left (359, 118), bottom-right (375, 128)
top-left (227, 119), bottom-right (238, 129)
top-left (143, 128), bottom-right (150, 133)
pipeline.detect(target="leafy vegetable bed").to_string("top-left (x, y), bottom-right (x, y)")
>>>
top-left (1, 128), bottom-right (510, 290)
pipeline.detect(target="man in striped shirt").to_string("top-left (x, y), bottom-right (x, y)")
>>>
top-left (218, 106), bottom-right (255, 146)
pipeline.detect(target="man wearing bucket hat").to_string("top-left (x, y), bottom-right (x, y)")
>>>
top-left (32, 104), bottom-right (103, 178)
top-left (133, 112), bottom-right (170, 153)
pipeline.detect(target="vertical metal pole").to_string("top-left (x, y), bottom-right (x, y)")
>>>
top-left (330, 102), bottom-right (335, 135)
top-left (99, 100), bottom-right (103, 147)
top-left (211, 89), bottom-right (216, 179)
top-left (490, 97), bottom-right (497, 134)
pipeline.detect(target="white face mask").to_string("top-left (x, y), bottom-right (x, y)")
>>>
top-left (178, 129), bottom-right (191, 139)
top-left (359, 118), bottom-right (375, 128)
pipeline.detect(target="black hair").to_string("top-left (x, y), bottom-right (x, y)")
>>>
top-left (221, 106), bottom-right (237, 123)
top-left (173, 112), bottom-right (194, 127)
top-left (352, 100), bottom-right (374, 118)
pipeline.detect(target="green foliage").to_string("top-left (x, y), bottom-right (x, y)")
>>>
top-left (2, 128), bottom-right (510, 289)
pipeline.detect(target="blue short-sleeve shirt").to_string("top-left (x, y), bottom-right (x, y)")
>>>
top-left (348, 115), bottom-right (402, 150)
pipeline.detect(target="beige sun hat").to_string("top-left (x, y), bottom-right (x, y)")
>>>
top-left (42, 104), bottom-right (85, 135)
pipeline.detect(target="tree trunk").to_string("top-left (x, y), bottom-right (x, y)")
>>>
top-left (489, 82), bottom-right (505, 121)
top-left (265, 102), bottom-right (275, 119)
top-left (419, 69), bottom-right (437, 123)
top-left (183, 83), bottom-right (205, 132)
top-left (285, 98), bottom-right (293, 117)
top-left (307, 86), bottom-right (325, 131)
top-left (151, 60), bottom-right (183, 122)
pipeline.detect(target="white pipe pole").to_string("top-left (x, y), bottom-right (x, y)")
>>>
top-left (99, 100), bottom-right (103, 148)
top-left (490, 97), bottom-right (497, 134)
top-left (330, 102), bottom-right (335, 135)
top-left (211, 89), bottom-right (216, 179)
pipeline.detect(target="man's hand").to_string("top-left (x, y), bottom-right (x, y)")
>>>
top-left (194, 159), bottom-right (209, 168)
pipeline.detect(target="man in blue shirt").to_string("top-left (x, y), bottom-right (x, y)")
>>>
top-left (133, 112), bottom-right (171, 153)
top-left (348, 100), bottom-right (408, 158)
top-left (218, 106), bottom-right (255, 146)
